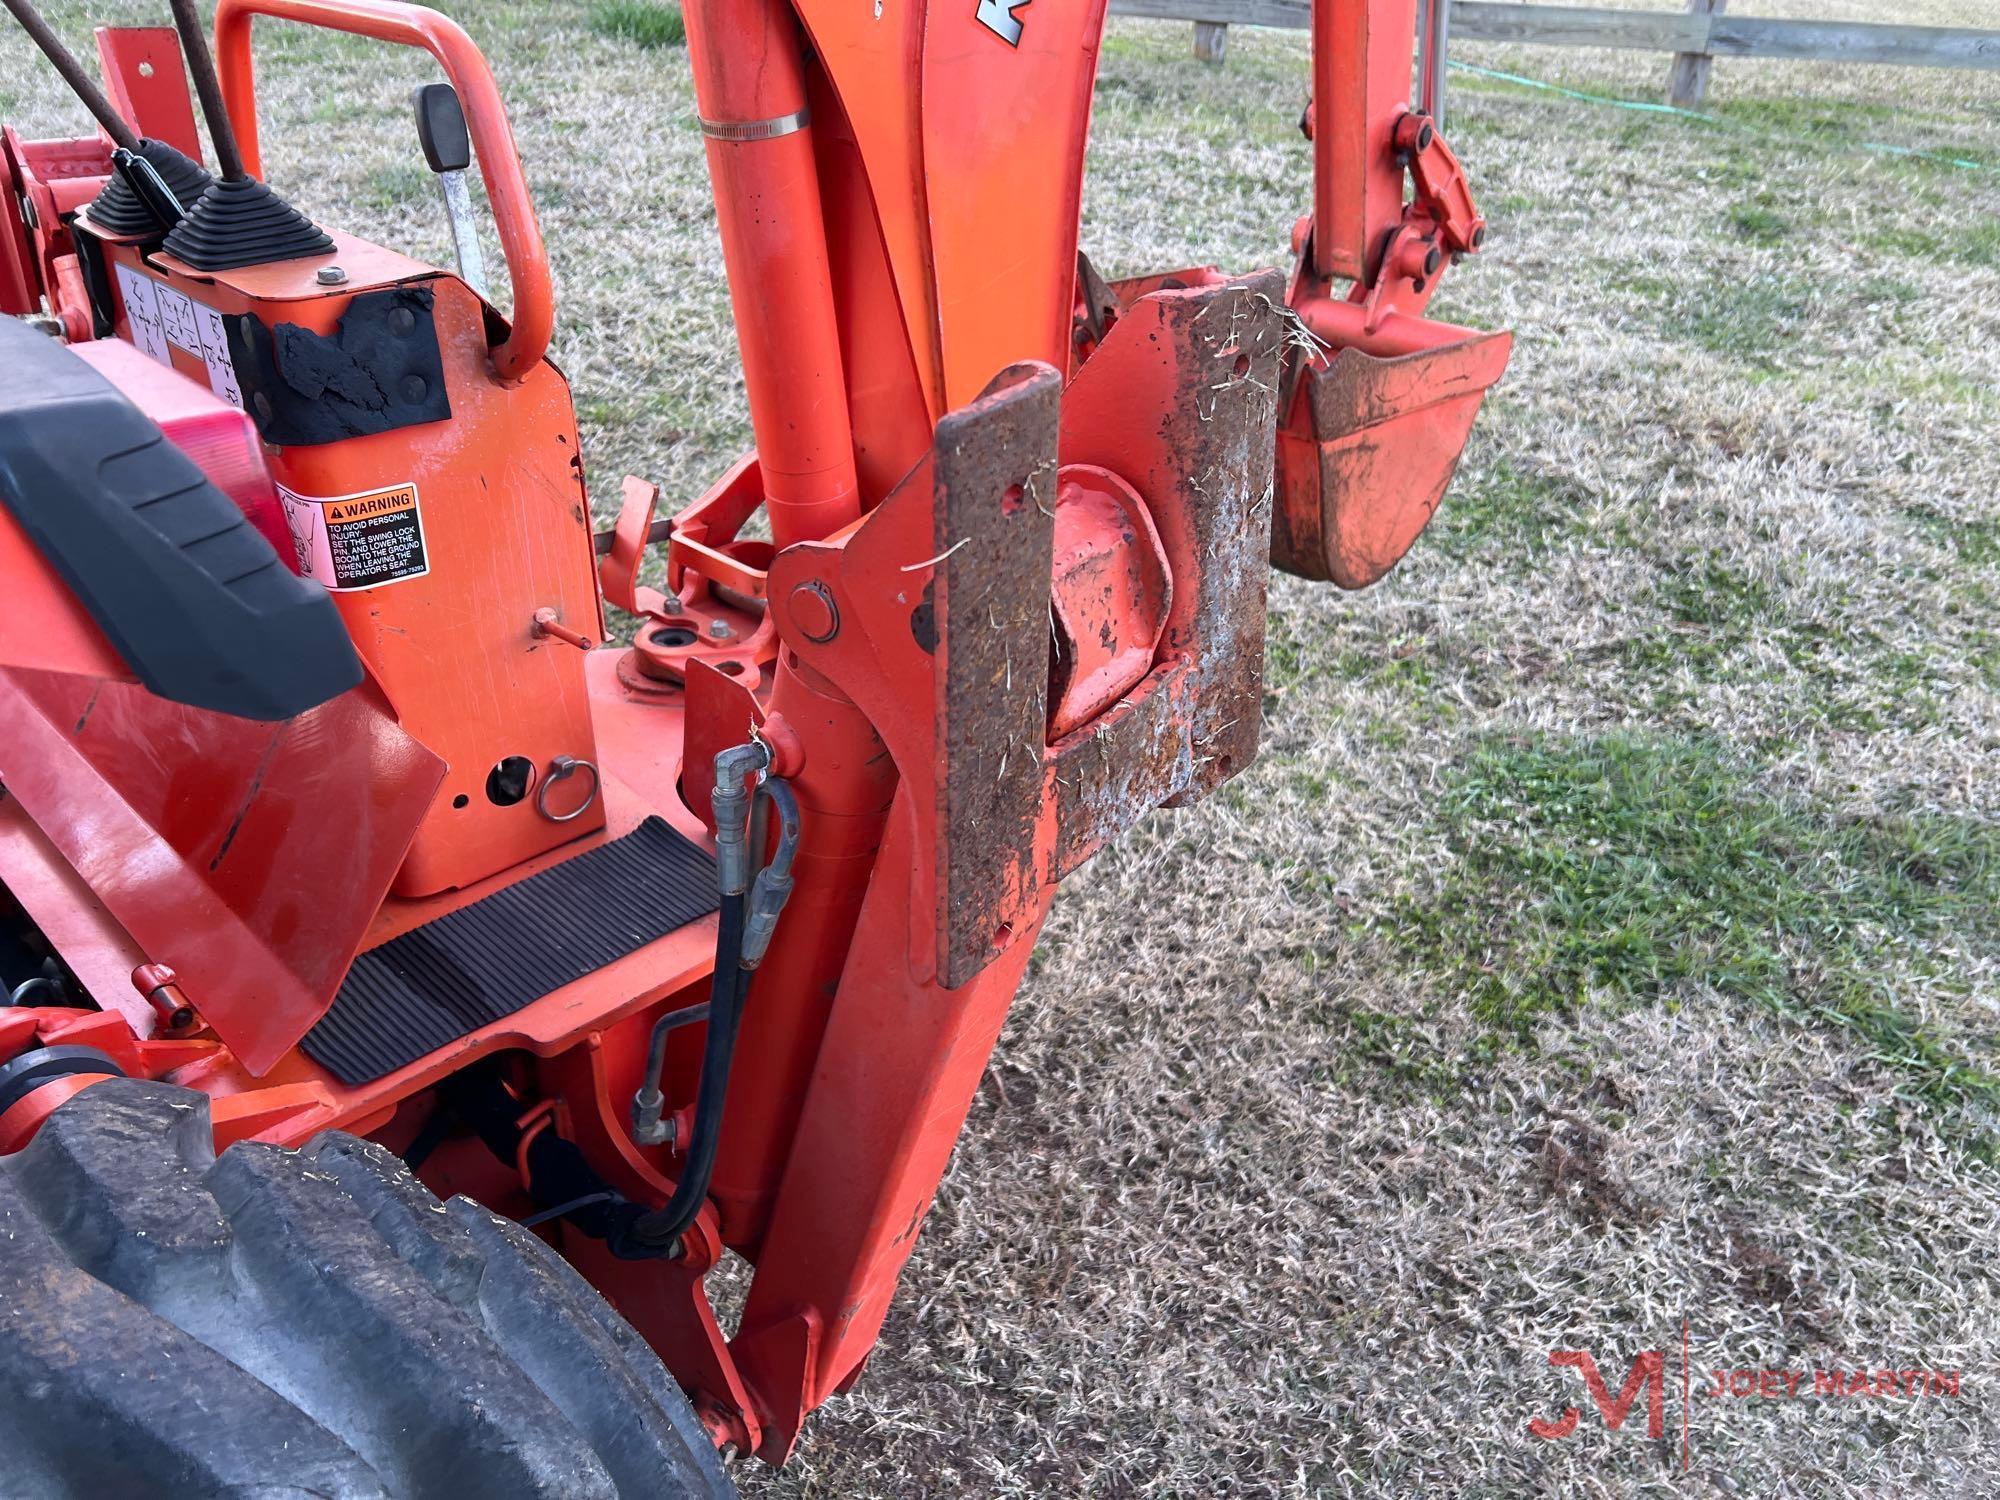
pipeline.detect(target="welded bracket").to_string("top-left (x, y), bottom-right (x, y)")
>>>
top-left (769, 272), bottom-right (1283, 992)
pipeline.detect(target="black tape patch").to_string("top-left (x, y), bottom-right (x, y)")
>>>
top-left (230, 286), bottom-right (451, 447)
top-left (302, 817), bottom-right (720, 1085)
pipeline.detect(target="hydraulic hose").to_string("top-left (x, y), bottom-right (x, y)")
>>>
top-left (626, 747), bottom-right (800, 1254)
top-left (630, 1002), bottom-right (713, 1145)
top-left (625, 893), bottom-right (750, 1251)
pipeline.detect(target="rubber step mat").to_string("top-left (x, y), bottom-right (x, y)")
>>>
top-left (302, 816), bottom-right (718, 1085)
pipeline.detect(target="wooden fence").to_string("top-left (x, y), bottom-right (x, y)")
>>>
top-left (1104, 0), bottom-right (2000, 108)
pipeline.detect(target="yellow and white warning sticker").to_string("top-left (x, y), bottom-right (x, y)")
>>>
top-left (278, 481), bottom-right (429, 591)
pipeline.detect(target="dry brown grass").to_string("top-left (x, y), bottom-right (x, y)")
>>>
top-left (7, 0), bottom-right (1999, 1493)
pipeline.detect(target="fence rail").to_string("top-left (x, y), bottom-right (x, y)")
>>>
top-left (1105, 0), bottom-right (2000, 105)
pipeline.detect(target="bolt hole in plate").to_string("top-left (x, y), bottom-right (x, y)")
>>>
top-left (715, 661), bottom-right (746, 676)
top-left (1001, 482), bottom-right (1025, 516)
top-left (452, 793), bottom-right (470, 809)
top-left (650, 625), bottom-right (699, 649)
top-left (486, 755), bottom-right (537, 806)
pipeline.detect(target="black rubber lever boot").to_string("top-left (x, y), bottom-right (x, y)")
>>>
top-left (85, 138), bottom-right (212, 236)
top-left (161, 176), bottom-right (335, 271)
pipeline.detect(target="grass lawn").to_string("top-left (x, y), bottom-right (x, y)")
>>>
top-left (6, 0), bottom-right (1997, 1492)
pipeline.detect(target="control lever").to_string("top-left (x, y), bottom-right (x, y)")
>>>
top-left (110, 147), bottom-right (187, 231)
top-left (412, 82), bottom-right (489, 299)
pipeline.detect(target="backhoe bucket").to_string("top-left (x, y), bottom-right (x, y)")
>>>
top-left (1273, 324), bottom-right (1511, 588)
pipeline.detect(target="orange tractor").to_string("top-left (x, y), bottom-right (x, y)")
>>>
top-left (0, 0), bottom-right (1505, 1487)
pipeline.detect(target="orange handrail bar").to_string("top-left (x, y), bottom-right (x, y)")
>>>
top-left (212, 0), bottom-right (554, 382)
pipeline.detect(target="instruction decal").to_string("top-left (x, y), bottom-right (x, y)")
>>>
top-left (114, 263), bottom-right (171, 364)
top-left (278, 481), bottom-right (430, 591)
top-left (113, 263), bottom-right (244, 408)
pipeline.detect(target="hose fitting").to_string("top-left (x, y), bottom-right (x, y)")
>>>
top-left (630, 1081), bottom-right (670, 1147)
top-left (740, 777), bottom-right (800, 968)
top-left (712, 741), bottom-right (772, 895)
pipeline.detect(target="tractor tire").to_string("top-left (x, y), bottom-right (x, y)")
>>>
top-left (0, 1077), bottom-right (735, 1500)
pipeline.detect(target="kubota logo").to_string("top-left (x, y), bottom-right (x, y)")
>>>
top-left (975, 0), bottom-right (1029, 46)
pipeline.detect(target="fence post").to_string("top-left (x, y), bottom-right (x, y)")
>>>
top-left (1666, 0), bottom-right (1725, 108)
top-left (1194, 18), bottom-right (1228, 63)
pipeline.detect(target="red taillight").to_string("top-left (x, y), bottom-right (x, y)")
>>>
top-left (69, 336), bottom-right (297, 570)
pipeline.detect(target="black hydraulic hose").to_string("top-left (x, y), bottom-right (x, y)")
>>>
top-left (627, 890), bottom-right (751, 1250)
top-left (638, 1001), bottom-right (712, 1111)
top-left (627, 772), bottom-right (802, 1253)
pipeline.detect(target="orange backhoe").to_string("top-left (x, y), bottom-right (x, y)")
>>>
top-left (0, 0), bottom-right (1505, 1486)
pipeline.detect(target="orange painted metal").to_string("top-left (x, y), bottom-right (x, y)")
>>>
top-left (704, 655), bottom-right (896, 1252)
top-left (0, 656), bottom-right (718, 1130)
top-left (1274, 320), bottom-right (1512, 586)
top-left (681, 0), bottom-right (859, 548)
top-left (808, 76), bottom-right (937, 506)
top-left (95, 25), bottom-right (204, 159)
top-left (1, 126), bottom-right (108, 323)
top-left (727, 279), bottom-right (1284, 1456)
top-left (0, 27), bottom-right (195, 317)
top-left (0, 133), bottom-right (38, 317)
top-left (0, 667), bottom-right (443, 1073)
top-left (916, 0), bottom-right (1110, 409)
top-left (1276, 0), bottom-right (1511, 585)
top-left (0, 505), bottom-right (131, 687)
top-left (784, 0), bottom-right (944, 428)
top-left (103, 241), bottom-right (609, 893)
top-left (791, 0), bottom-right (1110, 417)
top-left (1046, 463), bottom-right (1172, 739)
top-left (0, 801), bottom-right (152, 1031)
top-left (1312, 0), bottom-right (1418, 284)
top-left (0, 1071), bottom-right (109, 1152)
top-left (605, 460), bottom-right (779, 687)
top-left (213, 0), bottom-right (553, 379)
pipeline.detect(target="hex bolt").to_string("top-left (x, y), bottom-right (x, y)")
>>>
top-left (316, 265), bottom-right (348, 286)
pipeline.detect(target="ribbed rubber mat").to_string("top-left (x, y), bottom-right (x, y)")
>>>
top-left (302, 816), bottom-right (718, 1085)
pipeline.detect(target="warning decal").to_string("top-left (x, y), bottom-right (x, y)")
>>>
top-left (278, 481), bottom-right (429, 591)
